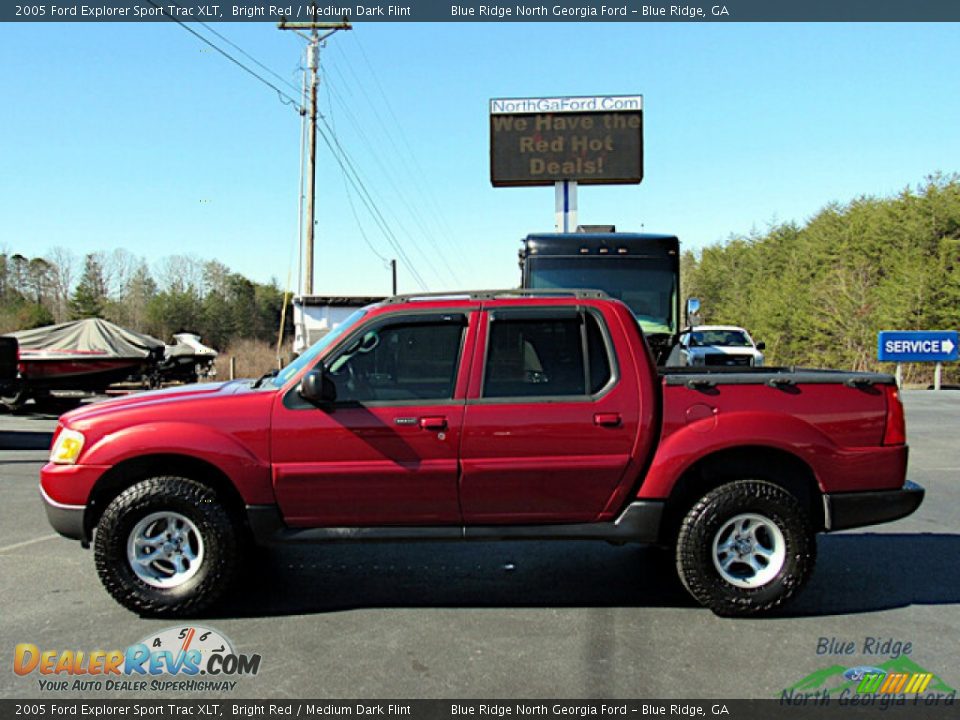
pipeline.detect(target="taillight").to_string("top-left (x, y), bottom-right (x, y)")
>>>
top-left (883, 385), bottom-right (906, 446)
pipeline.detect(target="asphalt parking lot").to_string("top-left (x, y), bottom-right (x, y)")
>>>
top-left (1, 391), bottom-right (958, 699)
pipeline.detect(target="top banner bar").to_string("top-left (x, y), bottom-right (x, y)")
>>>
top-left (6, 1), bottom-right (960, 22)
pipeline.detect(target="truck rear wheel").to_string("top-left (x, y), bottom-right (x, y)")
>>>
top-left (94, 476), bottom-right (240, 616)
top-left (675, 479), bottom-right (816, 616)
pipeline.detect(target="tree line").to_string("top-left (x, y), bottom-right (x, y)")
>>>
top-left (0, 249), bottom-right (289, 351)
top-left (681, 174), bottom-right (960, 383)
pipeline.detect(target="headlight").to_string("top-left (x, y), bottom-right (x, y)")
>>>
top-left (50, 428), bottom-right (85, 465)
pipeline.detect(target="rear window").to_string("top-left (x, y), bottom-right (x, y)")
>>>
top-left (482, 311), bottom-right (612, 399)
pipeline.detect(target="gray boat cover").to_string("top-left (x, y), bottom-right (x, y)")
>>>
top-left (8, 319), bottom-right (164, 359)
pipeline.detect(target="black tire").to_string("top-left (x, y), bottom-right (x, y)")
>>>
top-left (1, 383), bottom-right (30, 413)
top-left (675, 479), bottom-right (816, 617)
top-left (94, 476), bottom-right (240, 616)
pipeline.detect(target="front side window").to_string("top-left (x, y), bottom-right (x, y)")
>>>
top-left (327, 316), bottom-right (465, 403)
top-left (482, 311), bottom-right (612, 399)
top-left (269, 307), bottom-right (368, 389)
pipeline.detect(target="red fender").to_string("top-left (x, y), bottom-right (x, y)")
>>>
top-left (638, 410), bottom-right (907, 498)
top-left (82, 422), bottom-right (274, 505)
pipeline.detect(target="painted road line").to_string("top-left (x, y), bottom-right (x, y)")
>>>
top-left (0, 534), bottom-right (58, 554)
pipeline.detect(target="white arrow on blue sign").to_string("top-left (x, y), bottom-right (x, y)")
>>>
top-left (878, 330), bottom-right (959, 362)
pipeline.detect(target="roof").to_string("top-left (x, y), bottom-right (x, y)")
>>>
top-left (686, 325), bottom-right (752, 332)
top-left (294, 295), bottom-right (386, 307)
top-left (525, 232), bottom-right (678, 242)
top-left (381, 289), bottom-right (609, 304)
top-left (521, 232), bottom-right (679, 257)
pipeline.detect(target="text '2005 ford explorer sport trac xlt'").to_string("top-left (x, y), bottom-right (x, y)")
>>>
top-left (40, 290), bottom-right (923, 617)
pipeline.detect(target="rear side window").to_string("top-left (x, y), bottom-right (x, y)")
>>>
top-left (482, 311), bottom-right (613, 399)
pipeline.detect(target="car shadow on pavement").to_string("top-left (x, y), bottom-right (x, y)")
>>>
top-left (209, 532), bottom-right (960, 619)
top-left (783, 532), bottom-right (960, 617)
top-left (0, 430), bottom-right (55, 450)
top-left (211, 541), bottom-right (695, 618)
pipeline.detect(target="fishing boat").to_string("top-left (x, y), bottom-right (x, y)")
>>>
top-left (3, 318), bottom-right (164, 410)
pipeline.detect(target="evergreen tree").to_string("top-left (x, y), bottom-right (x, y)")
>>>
top-left (69, 254), bottom-right (108, 319)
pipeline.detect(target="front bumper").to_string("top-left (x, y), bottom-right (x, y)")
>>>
top-left (824, 481), bottom-right (925, 532)
top-left (39, 484), bottom-right (87, 542)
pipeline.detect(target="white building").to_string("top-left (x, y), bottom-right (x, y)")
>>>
top-left (292, 295), bottom-right (385, 355)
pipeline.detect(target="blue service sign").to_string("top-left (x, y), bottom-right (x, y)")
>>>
top-left (878, 330), bottom-right (959, 362)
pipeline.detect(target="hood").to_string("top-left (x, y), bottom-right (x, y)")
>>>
top-left (688, 346), bottom-right (762, 357)
top-left (60, 380), bottom-right (259, 425)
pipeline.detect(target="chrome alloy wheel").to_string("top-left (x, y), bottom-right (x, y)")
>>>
top-left (711, 513), bottom-right (786, 589)
top-left (126, 511), bottom-right (205, 588)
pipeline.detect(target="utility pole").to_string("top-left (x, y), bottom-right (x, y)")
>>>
top-left (279, 14), bottom-right (351, 296)
top-left (390, 259), bottom-right (397, 295)
top-left (303, 38), bottom-right (318, 296)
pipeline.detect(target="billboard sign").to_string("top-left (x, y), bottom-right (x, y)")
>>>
top-left (490, 95), bottom-right (643, 187)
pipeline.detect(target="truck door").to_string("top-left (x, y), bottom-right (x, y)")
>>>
top-left (459, 305), bottom-right (641, 524)
top-left (271, 311), bottom-right (472, 526)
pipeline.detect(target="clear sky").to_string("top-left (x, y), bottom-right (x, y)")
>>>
top-left (1, 21), bottom-right (958, 296)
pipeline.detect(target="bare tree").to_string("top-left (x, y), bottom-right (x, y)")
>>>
top-left (46, 247), bottom-right (77, 323)
top-left (9, 254), bottom-right (28, 296)
top-left (99, 249), bottom-right (138, 299)
top-left (26, 257), bottom-right (52, 305)
top-left (154, 255), bottom-right (205, 294)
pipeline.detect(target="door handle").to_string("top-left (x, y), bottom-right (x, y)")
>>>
top-left (594, 413), bottom-right (622, 427)
top-left (419, 416), bottom-right (448, 431)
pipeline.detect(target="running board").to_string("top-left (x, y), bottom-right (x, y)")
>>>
top-left (246, 502), bottom-right (664, 546)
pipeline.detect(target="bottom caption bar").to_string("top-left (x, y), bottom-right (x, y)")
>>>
top-left (3, 700), bottom-right (957, 719)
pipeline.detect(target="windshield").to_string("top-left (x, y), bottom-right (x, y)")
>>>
top-left (690, 329), bottom-right (751, 347)
top-left (527, 257), bottom-right (677, 334)
top-left (266, 307), bottom-right (369, 389)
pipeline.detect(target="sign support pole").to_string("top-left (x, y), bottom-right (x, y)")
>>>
top-left (895, 363), bottom-right (902, 389)
top-left (555, 180), bottom-right (578, 233)
top-left (935, 362), bottom-right (942, 391)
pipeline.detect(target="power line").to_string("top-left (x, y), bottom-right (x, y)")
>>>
top-left (326, 43), bottom-right (464, 287)
top-left (321, 113), bottom-right (447, 287)
top-left (322, 70), bottom-right (390, 266)
top-left (150, 9), bottom-right (429, 290)
top-left (345, 35), bottom-right (465, 284)
top-left (315, 122), bottom-right (428, 290)
top-left (146, 0), bottom-right (302, 112)
top-left (322, 77), bottom-right (458, 288)
top-left (196, 19), bottom-right (302, 96)
top-left (316, 113), bottom-right (429, 288)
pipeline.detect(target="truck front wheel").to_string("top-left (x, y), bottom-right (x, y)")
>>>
top-left (94, 476), bottom-right (240, 616)
top-left (675, 479), bottom-right (816, 616)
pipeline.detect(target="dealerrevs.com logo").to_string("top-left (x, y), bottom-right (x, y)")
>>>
top-left (13, 626), bottom-right (261, 693)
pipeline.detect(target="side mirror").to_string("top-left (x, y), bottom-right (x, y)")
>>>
top-left (685, 297), bottom-right (702, 325)
top-left (299, 367), bottom-right (337, 404)
top-left (756, 341), bottom-right (766, 351)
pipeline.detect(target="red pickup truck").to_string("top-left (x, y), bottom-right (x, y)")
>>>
top-left (40, 291), bottom-right (923, 617)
